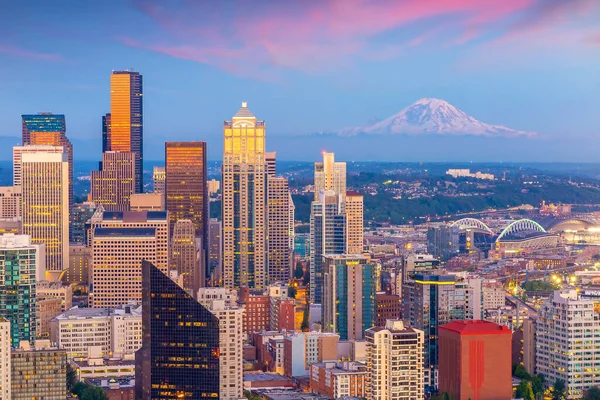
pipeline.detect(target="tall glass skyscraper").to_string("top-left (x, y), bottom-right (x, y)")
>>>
top-left (135, 260), bottom-right (220, 399)
top-left (109, 70), bottom-right (143, 193)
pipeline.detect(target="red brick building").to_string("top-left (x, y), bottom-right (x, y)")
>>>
top-left (310, 361), bottom-right (367, 398)
top-left (240, 288), bottom-right (270, 334)
top-left (375, 292), bottom-right (400, 326)
top-left (438, 320), bottom-right (512, 400)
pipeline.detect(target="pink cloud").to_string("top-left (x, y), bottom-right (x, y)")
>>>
top-left (0, 44), bottom-right (62, 62)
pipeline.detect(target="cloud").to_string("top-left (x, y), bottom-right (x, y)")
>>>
top-left (0, 44), bottom-right (62, 62)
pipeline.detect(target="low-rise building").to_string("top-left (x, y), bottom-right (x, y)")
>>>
top-left (283, 331), bottom-right (339, 377)
top-left (310, 361), bottom-right (367, 399)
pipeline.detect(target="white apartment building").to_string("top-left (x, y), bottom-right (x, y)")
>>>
top-left (536, 290), bottom-right (600, 399)
top-left (482, 279), bottom-right (506, 310)
top-left (0, 318), bottom-right (10, 400)
top-left (50, 304), bottom-right (142, 358)
top-left (365, 320), bottom-right (424, 400)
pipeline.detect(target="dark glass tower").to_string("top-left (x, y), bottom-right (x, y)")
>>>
top-left (135, 260), bottom-right (220, 399)
top-left (102, 113), bottom-right (111, 153)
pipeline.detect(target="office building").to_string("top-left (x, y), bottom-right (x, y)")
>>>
top-left (207, 178), bottom-right (220, 195)
top-left (21, 146), bottom-right (69, 280)
top-left (69, 202), bottom-right (96, 243)
top-left (102, 113), bottom-right (111, 152)
top-left (0, 186), bottom-right (22, 218)
top-left (323, 254), bottom-right (376, 340)
top-left (403, 274), bottom-right (465, 389)
top-left (427, 224), bottom-right (460, 261)
top-left (11, 145), bottom-right (64, 188)
top-left (438, 320), bottom-right (512, 400)
top-left (109, 70), bottom-right (143, 193)
top-left (130, 192), bottom-right (164, 211)
top-left (65, 244), bottom-right (92, 287)
top-left (365, 320), bottom-right (424, 400)
top-left (36, 296), bottom-right (61, 339)
top-left (536, 290), bottom-right (600, 399)
top-left (21, 113), bottom-right (74, 207)
top-left (153, 166), bottom-right (165, 193)
top-left (171, 219), bottom-right (201, 293)
top-left (11, 340), bottom-right (66, 400)
top-left (204, 298), bottom-right (244, 400)
top-left (50, 304), bottom-right (141, 358)
top-left (375, 292), bottom-right (401, 326)
top-left (208, 218), bottom-right (222, 284)
top-left (309, 190), bottom-right (345, 304)
top-left (482, 280), bottom-right (505, 310)
top-left (310, 361), bottom-right (368, 399)
top-left (0, 319), bottom-right (10, 399)
top-left (523, 318), bottom-right (537, 376)
top-left (36, 280), bottom-right (72, 311)
top-left (222, 102), bottom-right (267, 289)
top-left (90, 151), bottom-right (136, 211)
top-left (345, 190), bottom-right (364, 254)
top-left (283, 331), bottom-right (339, 377)
top-left (314, 151), bottom-right (346, 201)
top-left (135, 260), bottom-right (220, 399)
top-left (267, 176), bottom-right (292, 283)
top-left (289, 192), bottom-right (295, 249)
top-left (0, 234), bottom-right (41, 346)
top-left (266, 151), bottom-right (276, 176)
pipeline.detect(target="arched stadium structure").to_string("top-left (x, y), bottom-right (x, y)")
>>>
top-left (494, 218), bottom-right (559, 254)
top-left (451, 218), bottom-right (494, 253)
top-left (547, 217), bottom-right (600, 245)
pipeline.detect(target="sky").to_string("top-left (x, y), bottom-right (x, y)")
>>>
top-left (0, 0), bottom-right (599, 162)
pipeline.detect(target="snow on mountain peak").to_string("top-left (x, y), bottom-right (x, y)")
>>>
top-left (337, 98), bottom-right (537, 138)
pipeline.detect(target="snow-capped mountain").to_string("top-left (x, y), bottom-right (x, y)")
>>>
top-left (336, 98), bottom-right (536, 137)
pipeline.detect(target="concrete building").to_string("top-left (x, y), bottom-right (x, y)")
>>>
top-left (50, 304), bottom-right (142, 358)
top-left (37, 296), bottom-right (62, 339)
top-left (365, 320), bottom-right (424, 400)
top-left (267, 176), bottom-right (293, 283)
top-left (0, 318), bottom-right (10, 399)
top-left (536, 290), bottom-right (600, 399)
top-left (0, 218), bottom-right (21, 235)
top-left (523, 318), bottom-right (537, 376)
top-left (36, 280), bottom-right (73, 311)
top-left (152, 166), bottom-right (165, 194)
top-left (197, 287), bottom-right (237, 308)
top-left (208, 218), bottom-right (222, 284)
top-left (345, 190), bottom-right (364, 254)
top-left (283, 331), bottom-right (339, 377)
top-left (70, 347), bottom-right (136, 379)
top-left (90, 151), bottom-right (136, 211)
top-left (375, 292), bottom-right (401, 326)
top-left (482, 280), bottom-right (505, 310)
top-left (11, 340), bottom-right (67, 400)
top-left (323, 254), bottom-right (376, 340)
top-left (222, 102), bottom-right (267, 289)
top-left (65, 244), bottom-right (92, 287)
top-left (171, 219), bottom-right (201, 294)
top-left (207, 178), bottom-right (220, 195)
top-left (314, 152), bottom-right (346, 201)
top-left (0, 186), bottom-right (22, 218)
top-left (310, 361), bottom-right (368, 399)
top-left (20, 146), bottom-right (69, 280)
top-left (438, 320), bottom-right (512, 400)
top-left (130, 192), bottom-right (164, 211)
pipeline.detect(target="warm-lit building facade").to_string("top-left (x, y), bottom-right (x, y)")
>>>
top-left (314, 152), bottom-right (346, 201)
top-left (135, 260), bottom-right (220, 399)
top-left (130, 193), bottom-right (164, 211)
top-left (64, 244), bottom-right (92, 287)
top-left (310, 361), bottom-right (367, 399)
top-left (283, 331), bottom-right (339, 377)
top-left (171, 219), bottom-right (200, 293)
top-left (267, 176), bottom-right (292, 283)
top-left (222, 102), bottom-right (267, 289)
top-left (438, 320), bottom-right (512, 400)
top-left (21, 146), bottom-right (69, 280)
top-left (152, 166), bottom-right (165, 193)
top-left (36, 296), bottom-right (62, 339)
top-left (90, 151), bottom-right (136, 211)
top-left (375, 292), bottom-right (401, 326)
top-left (0, 319), bottom-right (10, 399)
top-left (109, 70), bottom-right (143, 193)
top-left (345, 190), bottom-right (364, 254)
top-left (0, 186), bottom-right (22, 218)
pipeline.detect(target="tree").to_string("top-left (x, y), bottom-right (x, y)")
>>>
top-left (300, 308), bottom-right (309, 331)
top-left (551, 379), bottom-right (567, 400)
top-left (72, 382), bottom-right (88, 397)
top-left (585, 386), bottom-right (600, 400)
top-left (516, 381), bottom-right (534, 400)
top-left (514, 364), bottom-right (532, 381)
top-left (80, 386), bottom-right (108, 400)
top-left (294, 262), bottom-right (304, 279)
top-left (531, 375), bottom-right (544, 396)
top-left (66, 363), bottom-right (77, 392)
top-left (288, 285), bottom-right (297, 299)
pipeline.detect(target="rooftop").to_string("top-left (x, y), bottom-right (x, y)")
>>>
top-left (94, 227), bottom-right (156, 238)
top-left (244, 373), bottom-right (293, 383)
top-left (440, 320), bottom-right (511, 335)
top-left (232, 101), bottom-right (256, 119)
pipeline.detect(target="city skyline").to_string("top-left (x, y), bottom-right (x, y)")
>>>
top-left (0, 1), bottom-right (599, 162)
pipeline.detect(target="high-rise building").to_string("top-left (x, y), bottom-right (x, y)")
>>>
top-left (365, 320), bottom-right (425, 400)
top-left (102, 113), bottom-right (111, 153)
top-left (314, 151), bottom-right (346, 201)
top-left (21, 113), bottom-right (74, 208)
top-left (536, 290), bottom-right (600, 399)
top-left (438, 320), bottom-right (512, 400)
top-left (11, 340), bottom-right (67, 400)
top-left (222, 102), bottom-right (267, 289)
top-left (203, 296), bottom-right (244, 400)
top-left (403, 274), bottom-right (465, 389)
top-left (165, 142), bottom-right (208, 275)
top-left (208, 218), bottom-right (222, 284)
top-left (11, 145), bottom-right (64, 188)
top-left (267, 176), bottom-right (292, 283)
top-left (20, 147), bottom-right (69, 281)
top-left (375, 292), bottom-right (401, 326)
top-left (90, 151), bottom-right (136, 211)
top-left (171, 219), bottom-right (201, 294)
top-left (153, 166), bottom-right (165, 194)
top-left (135, 260), bottom-right (220, 399)
top-left (322, 254), bottom-right (376, 340)
top-left (523, 318), bottom-right (537, 376)
top-left (65, 244), bottom-right (91, 287)
top-left (266, 151), bottom-right (276, 176)
top-left (69, 202), bottom-right (96, 243)
top-left (427, 224), bottom-right (460, 261)
top-left (0, 186), bottom-right (22, 219)
top-left (310, 190), bottom-right (345, 304)
top-left (0, 318), bottom-right (11, 399)
top-left (109, 70), bottom-right (143, 193)
top-left (289, 192), bottom-right (295, 249)
top-left (345, 190), bottom-right (364, 254)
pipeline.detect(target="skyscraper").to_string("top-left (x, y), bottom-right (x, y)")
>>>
top-left (153, 166), bottom-right (165, 194)
top-left (365, 320), bottom-right (425, 400)
top-left (165, 142), bottom-right (208, 267)
top-left (310, 190), bottom-right (345, 304)
top-left (21, 113), bottom-right (74, 208)
top-left (345, 190), bottom-right (364, 254)
top-left (314, 152), bottom-right (346, 201)
top-left (171, 219), bottom-right (201, 294)
top-left (267, 176), bottom-right (292, 283)
top-left (0, 234), bottom-right (41, 347)
top-left (222, 102), bottom-right (267, 289)
top-left (21, 146), bottom-right (69, 280)
top-left (102, 113), bottom-right (111, 153)
top-left (208, 219), bottom-right (222, 285)
top-left (135, 260), bottom-right (220, 399)
top-left (322, 254), bottom-right (376, 340)
top-left (90, 151), bottom-right (136, 211)
top-left (109, 70), bottom-right (143, 193)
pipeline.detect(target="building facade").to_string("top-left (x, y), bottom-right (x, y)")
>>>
top-left (0, 186), bottom-right (22, 219)
top-left (267, 176), bottom-right (292, 283)
top-left (314, 152), bottom-right (346, 201)
top-left (283, 331), bottom-right (339, 377)
top-left (375, 292), bottom-right (401, 326)
top-left (345, 190), bottom-right (364, 254)
top-left (310, 361), bottom-right (367, 399)
top-left (90, 151), bottom-right (136, 211)
top-left (222, 102), bottom-right (267, 289)
top-left (0, 319), bottom-right (10, 399)
top-left (208, 218), bottom-right (222, 285)
top-left (171, 219), bottom-right (200, 294)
